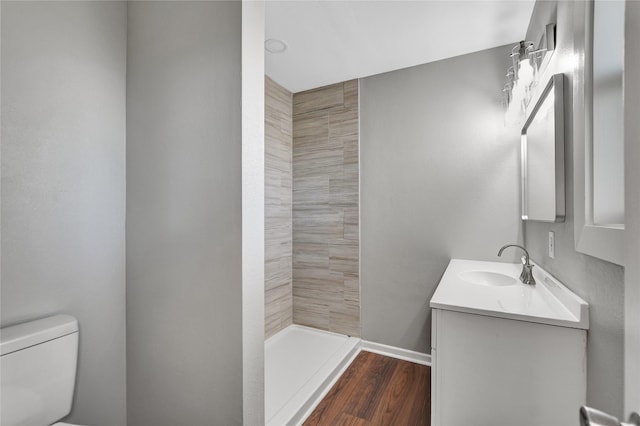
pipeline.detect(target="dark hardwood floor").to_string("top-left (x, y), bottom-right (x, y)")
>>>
top-left (303, 351), bottom-right (431, 426)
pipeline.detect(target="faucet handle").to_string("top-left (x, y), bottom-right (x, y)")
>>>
top-left (520, 262), bottom-right (536, 285)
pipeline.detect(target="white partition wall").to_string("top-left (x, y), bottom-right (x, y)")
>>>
top-left (242, 0), bottom-right (266, 424)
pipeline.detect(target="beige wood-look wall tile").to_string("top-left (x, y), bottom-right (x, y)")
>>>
top-left (343, 207), bottom-right (359, 242)
top-left (343, 80), bottom-right (358, 110)
top-left (292, 296), bottom-right (330, 330)
top-left (265, 77), bottom-right (293, 339)
top-left (293, 82), bottom-right (344, 116)
top-left (329, 176), bottom-right (358, 207)
top-left (293, 176), bottom-right (330, 205)
top-left (292, 110), bottom-right (329, 140)
top-left (292, 80), bottom-right (360, 337)
top-left (329, 242), bottom-right (359, 275)
top-left (329, 308), bottom-right (360, 337)
top-left (329, 108), bottom-right (358, 138)
top-left (266, 282), bottom-right (293, 338)
top-left (343, 139), bottom-right (359, 166)
top-left (293, 208), bottom-right (343, 244)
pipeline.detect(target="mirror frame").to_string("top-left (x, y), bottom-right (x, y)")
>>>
top-left (573, 0), bottom-right (624, 265)
top-left (521, 73), bottom-right (566, 223)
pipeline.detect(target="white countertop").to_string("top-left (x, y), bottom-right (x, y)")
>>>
top-left (430, 259), bottom-right (589, 329)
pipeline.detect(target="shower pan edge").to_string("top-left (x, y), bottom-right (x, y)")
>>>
top-left (265, 325), bottom-right (361, 426)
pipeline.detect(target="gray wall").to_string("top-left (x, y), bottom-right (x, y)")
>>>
top-left (126, 2), bottom-right (243, 425)
top-left (524, 0), bottom-right (625, 416)
top-left (1, 2), bottom-right (127, 425)
top-left (360, 46), bottom-right (522, 353)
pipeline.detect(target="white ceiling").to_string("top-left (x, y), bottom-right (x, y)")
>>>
top-left (265, 1), bottom-right (536, 93)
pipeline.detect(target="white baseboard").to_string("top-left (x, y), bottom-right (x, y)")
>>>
top-left (360, 340), bottom-right (431, 366)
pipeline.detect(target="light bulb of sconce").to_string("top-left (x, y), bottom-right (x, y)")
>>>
top-left (518, 58), bottom-right (534, 85)
top-left (503, 87), bottom-right (513, 114)
top-left (506, 68), bottom-right (515, 89)
top-left (528, 50), bottom-right (541, 82)
top-left (503, 84), bottom-right (512, 104)
top-left (512, 79), bottom-right (524, 100)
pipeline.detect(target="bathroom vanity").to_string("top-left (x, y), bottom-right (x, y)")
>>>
top-left (430, 259), bottom-right (589, 426)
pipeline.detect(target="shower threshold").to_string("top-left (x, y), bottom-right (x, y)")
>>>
top-left (265, 325), bottom-right (361, 426)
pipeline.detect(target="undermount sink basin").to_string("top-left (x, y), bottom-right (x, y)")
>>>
top-left (458, 271), bottom-right (517, 287)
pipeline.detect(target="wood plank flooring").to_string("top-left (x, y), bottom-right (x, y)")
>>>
top-left (303, 351), bottom-right (430, 426)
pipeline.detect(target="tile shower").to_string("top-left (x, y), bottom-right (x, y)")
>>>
top-left (264, 77), bottom-right (361, 423)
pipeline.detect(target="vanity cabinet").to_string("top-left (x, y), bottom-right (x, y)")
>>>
top-left (431, 308), bottom-right (586, 426)
top-left (430, 259), bottom-right (589, 426)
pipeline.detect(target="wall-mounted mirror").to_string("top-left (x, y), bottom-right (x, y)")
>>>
top-left (521, 73), bottom-right (565, 222)
top-left (573, 0), bottom-right (625, 265)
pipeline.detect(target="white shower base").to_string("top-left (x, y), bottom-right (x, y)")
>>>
top-left (265, 325), bottom-right (360, 426)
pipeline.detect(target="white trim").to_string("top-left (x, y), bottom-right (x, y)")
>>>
top-left (241, 1), bottom-right (266, 424)
top-left (360, 340), bottom-right (431, 366)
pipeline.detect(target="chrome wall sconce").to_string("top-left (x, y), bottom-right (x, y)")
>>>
top-left (504, 23), bottom-right (556, 124)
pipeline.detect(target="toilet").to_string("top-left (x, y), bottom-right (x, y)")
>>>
top-left (1, 315), bottom-right (83, 426)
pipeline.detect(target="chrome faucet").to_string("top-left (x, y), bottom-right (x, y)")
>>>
top-left (497, 244), bottom-right (536, 285)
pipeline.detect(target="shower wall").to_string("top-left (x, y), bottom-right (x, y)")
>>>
top-left (292, 81), bottom-right (360, 337)
top-left (265, 76), bottom-right (293, 339)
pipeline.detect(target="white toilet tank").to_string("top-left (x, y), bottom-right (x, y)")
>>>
top-left (1, 315), bottom-right (79, 426)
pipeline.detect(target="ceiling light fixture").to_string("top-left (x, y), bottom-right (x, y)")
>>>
top-left (265, 38), bottom-right (287, 54)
